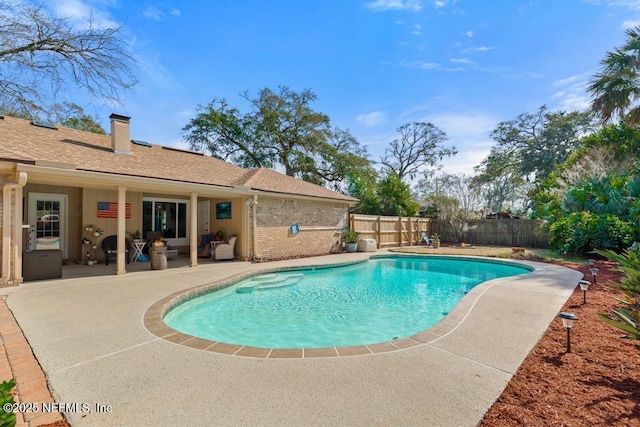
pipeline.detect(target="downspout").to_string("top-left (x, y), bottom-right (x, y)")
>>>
top-left (251, 195), bottom-right (262, 262)
top-left (1, 171), bottom-right (28, 286)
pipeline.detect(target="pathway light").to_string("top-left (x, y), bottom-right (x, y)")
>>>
top-left (557, 312), bottom-right (578, 353)
top-left (588, 259), bottom-right (596, 267)
top-left (589, 267), bottom-right (599, 283)
top-left (578, 280), bottom-right (591, 304)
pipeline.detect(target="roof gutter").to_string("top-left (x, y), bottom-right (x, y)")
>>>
top-left (1, 171), bottom-right (27, 286)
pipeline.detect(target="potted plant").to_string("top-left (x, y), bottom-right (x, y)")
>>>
top-left (431, 233), bottom-right (441, 249)
top-left (128, 230), bottom-right (142, 242)
top-left (342, 229), bottom-right (360, 253)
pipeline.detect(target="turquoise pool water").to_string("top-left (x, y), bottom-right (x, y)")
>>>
top-left (164, 256), bottom-right (530, 349)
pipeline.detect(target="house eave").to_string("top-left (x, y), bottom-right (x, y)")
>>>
top-left (15, 163), bottom-right (256, 197)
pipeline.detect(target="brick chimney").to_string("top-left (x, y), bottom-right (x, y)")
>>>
top-left (110, 113), bottom-right (131, 154)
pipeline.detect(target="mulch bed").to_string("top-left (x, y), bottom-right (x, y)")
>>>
top-left (480, 260), bottom-right (640, 426)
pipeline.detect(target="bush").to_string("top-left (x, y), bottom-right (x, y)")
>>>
top-left (549, 212), bottom-right (634, 255)
top-left (0, 379), bottom-right (16, 427)
top-left (596, 248), bottom-right (640, 349)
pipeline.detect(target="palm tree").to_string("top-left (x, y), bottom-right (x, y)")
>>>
top-left (589, 26), bottom-right (640, 126)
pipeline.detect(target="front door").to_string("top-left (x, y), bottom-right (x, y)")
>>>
top-left (197, 200), bottom-right (210, 236)
top-left (28, 193), bottom-right (68, 258)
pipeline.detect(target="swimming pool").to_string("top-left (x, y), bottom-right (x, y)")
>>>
top-left (163, 256), bottom-right (531, 349)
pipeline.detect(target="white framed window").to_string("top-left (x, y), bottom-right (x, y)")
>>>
top-left (142, 197), bottom-right (189, 245)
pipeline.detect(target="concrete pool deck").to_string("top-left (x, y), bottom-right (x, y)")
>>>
top-left (2, 252), bottom-right (582, 426)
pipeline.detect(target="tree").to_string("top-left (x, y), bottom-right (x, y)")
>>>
top-left (475, 106), bottom-right (593, 213)
top-left (377, 172), bottom-right (419, 216)
top-left (0, 1), bottom-right (138, 116)
top-left (52, 102), bottom-right (105, 134)
top-left (346, 168), bottom-right (381, 215)
top-left (183, 86), bottom-right (371, 189)
top-left (472, 150), bottom-right (531, 213)
top-left (589, 26), bottom-right (640, 126)
top-left (380, 122), bottom-right (456, 181)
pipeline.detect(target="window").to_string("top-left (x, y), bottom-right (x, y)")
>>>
top-left (143, 198), bottom-right (189, 242)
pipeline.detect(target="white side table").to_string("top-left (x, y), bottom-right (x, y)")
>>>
top-left (132, 241), bottom-right (146, 262)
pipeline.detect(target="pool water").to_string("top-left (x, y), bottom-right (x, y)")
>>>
top-left (164, 256), bottom-right (530, 349)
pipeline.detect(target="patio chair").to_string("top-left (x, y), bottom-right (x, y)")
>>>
top-left (421, 232), bottom-right (433, 248)
top-left (101, 234), bottom-right (131, 265)
top-left (197, 233), bottom-right (217, 258)
top-left (212, 235), bottom-right (237, 261)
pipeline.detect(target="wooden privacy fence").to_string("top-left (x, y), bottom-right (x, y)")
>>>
top-left (350, 214), bottom-right (550, 248)
top-left (431, 218), bottom-right (550, 248)
top-left (349, 214), bottom-right (433, 248)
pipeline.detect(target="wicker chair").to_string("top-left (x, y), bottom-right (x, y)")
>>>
top-left (212, 235), bottom-right (236, 261)
top-left (101, 235), bottom-right (131, 265)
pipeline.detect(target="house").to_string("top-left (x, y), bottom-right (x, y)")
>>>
top-left (0, 114), bottom-right (357, 285)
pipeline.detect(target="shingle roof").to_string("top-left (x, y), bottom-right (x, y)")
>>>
top-left (0, 115), bottom-right (357, 202)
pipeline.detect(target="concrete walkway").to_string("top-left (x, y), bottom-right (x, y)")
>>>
top-left (3, 253), bottom-right (581, 426)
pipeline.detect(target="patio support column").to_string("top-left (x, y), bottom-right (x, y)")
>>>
top-left (189, 192), bottom-right (198, 267)
top-left (116, 186), bottom-right (127, 275)
top-left (1, 171), bottom-right (27, 286)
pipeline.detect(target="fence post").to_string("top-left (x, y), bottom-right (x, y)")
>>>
top-left (376, 216), bottom-right (381, 248)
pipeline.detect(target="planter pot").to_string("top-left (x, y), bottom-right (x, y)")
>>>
top-left (433, 241), bottom-right (440, 249)
top-left (346, 242), bottom-right (358, 253)
top-left (150, 246), bottom-right (167, 270)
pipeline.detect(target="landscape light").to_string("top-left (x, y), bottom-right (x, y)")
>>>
top-left (589, 267), bottom-right (599, 283)
top-left (588, 259), bottom-right (596, 267)
top-left (557, 312), bottom-right (578, 353)
top-left (578, 280), bottom-right (591, 304)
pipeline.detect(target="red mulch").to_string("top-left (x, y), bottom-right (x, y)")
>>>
top-left (480, 260), bottom-right (640, 427)
top-left (39, 259), bottom-right (640, 427)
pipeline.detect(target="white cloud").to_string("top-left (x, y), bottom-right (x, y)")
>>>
top-left (622, 19), bottom-right (640, 28)
top-left (48, 0), bottom-right (118, 28)
top-left (604, 0), bottom-right (640, 10)
top-left (357, 112), bottom-right (387, 127)
top-left (462, 30), bottom-right (474, 37)
top-left (552, 74), bottom-right (592, 111)
top-left (366, 0), bottom-right (423, 12)
top-left (434, 1), bottom-right (447, 8)
top-left (461, 45), bottom-right (494, 54)
top-left (423, 112), bottom-right (497, 174)
top-left (171, 9), bottom-right (181, 16)
top-left (412, 24), bottom-right (422, 35)
top-left (139, 53), bottom-right (182, 91)
top-left (399, 60), bottom-right (441, 69)
top-left (450, 58), bottom-right (473, 64)
top-left (142, 7), bottom-right (165, 20)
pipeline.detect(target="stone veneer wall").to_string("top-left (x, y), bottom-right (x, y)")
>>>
top-left (254, 197), bottom-right (348, 260)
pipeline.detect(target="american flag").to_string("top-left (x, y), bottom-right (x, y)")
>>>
top-left (97, 202), bottom-right (131, 219)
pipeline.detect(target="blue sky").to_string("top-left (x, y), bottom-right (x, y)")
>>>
top-left (49, 0), bottom-right (640, 176)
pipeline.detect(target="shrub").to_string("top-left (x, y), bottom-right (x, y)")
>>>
top-left (0, 379), bottom-right (16, 427)
top-left (549, 212), bottom-right (634, 255)
top-left (596, 248), bottom-right (640, 349)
